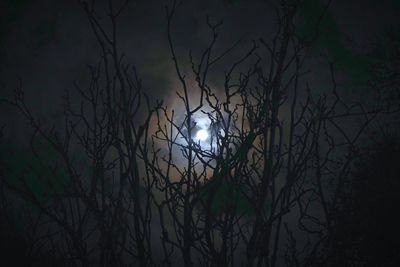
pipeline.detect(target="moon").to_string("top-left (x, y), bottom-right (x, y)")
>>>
top-left (195, 129), bottom-right (209, 141)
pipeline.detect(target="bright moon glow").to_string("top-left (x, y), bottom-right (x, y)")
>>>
top-left (196, 129), bottom-right (209, 141)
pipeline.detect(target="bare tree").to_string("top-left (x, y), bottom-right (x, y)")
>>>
top-left (151, 0), bottom-right (397, 266)
top-left (0, 0), bottom-right (398, 266)
top-left (2, 0), bottom-right (160, 265)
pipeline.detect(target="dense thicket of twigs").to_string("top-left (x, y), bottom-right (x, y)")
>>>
top-left (0, 0), bottom-right (398, 266)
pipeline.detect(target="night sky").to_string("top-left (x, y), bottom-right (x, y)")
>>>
top-left (0, 0), bottom-right (400, 266)
top-left (1, 0), bottom-right (398, 129)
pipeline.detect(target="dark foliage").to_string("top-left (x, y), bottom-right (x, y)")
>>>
top-left (320, 138), bottom-right (400, 266)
